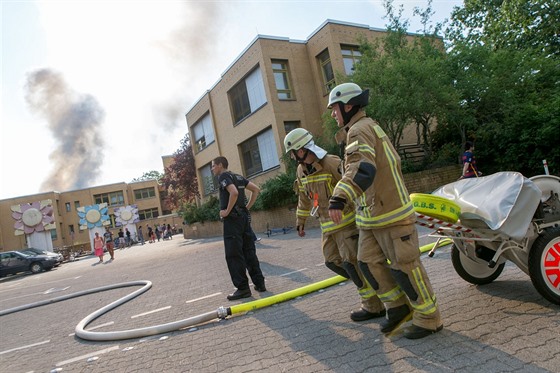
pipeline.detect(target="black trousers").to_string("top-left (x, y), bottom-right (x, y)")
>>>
top-left (223, 210), bottom-right (265, 290)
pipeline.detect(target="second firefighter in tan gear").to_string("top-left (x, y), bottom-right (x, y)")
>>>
top-left (327, 83), bottom-right (443, 339)
top-left (284, 128), bottom-right (385, 321)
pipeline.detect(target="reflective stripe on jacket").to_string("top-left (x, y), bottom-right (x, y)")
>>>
top-left (296, 154), bottom-right (356, 235)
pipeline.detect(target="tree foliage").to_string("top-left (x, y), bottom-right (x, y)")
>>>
top-left (160, 133), bottom-right (199, 210)
top-left (131, 170), bottom-right (163, 183)
top-left (440, 0), bottom-right (560, 175)
top-left (350, 0), bottom-right (459, 162)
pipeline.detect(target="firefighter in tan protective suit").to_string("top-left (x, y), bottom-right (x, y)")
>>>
top-left (284, 128), bottom-right (385, 321)
top-left (327, 83), bottom-right (443, 339)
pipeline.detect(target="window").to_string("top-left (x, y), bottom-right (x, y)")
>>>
top-left (272, 60), bottom-right (293, 99)
top-left (229, 66), bottom-right (267, 124)
top-left (284, 121), bottom-right (300, 134)
top-left (69, 225), bottom-right (75, 236)
top-left (65, 202), bottom-right (71, 212)
top-left (74, 201), bottom-right (80, 209)
top-left (240, 128), bottom-right (280, 177)
top-left (94, 191), bottom-right (124, 207)
top-left (200, 163), bottom-right (218, 196)
top-left (192, 113), bottom-right (215, 152)
top-left (134, 187), bottom-right (156, 200)
top-left (318, 49), bottom-right (335, 93)
top-left (139, 208), bottom-right (159, 220)
top-left (341, 45), bottom-right (362, 75)
top-left (50, 229), bottom-right (57, 240)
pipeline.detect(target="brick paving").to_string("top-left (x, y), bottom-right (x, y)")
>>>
top-left (0, 227), bottom-right (558, 373)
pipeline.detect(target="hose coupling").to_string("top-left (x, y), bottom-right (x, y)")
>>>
top-left (217, 306), bottom-right (229, 319)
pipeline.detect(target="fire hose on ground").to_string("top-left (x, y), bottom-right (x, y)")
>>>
top-left (0, 239), bottom-right (452, 341)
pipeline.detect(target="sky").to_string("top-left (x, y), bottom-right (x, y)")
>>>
top-left (0, 0), bottom-right (464, 200)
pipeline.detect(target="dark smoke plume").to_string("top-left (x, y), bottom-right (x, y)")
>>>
top-left (25, 68), bottom-right (105, 192)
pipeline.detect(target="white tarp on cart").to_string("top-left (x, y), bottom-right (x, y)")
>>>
top-left (432, 171), bottom-right (542, 240)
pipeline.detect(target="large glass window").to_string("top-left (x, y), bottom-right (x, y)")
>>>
top-left (240, 128), bottom-right (280, 177)
top-left (272, 60), bottom-right (293, 100)
top-left (229, 66), bottom-right (267, 124)
top-left (341, 45), bottom-right (362, 75)
top-left (94, 191), bottom-right (124, 207)
top-left (318, 49), bottom-right (335, 93)
top-left (138, 208), bottom-right (159, 220)
top-left (192, 112), bottom-right (215, 153)
top-left (200, 163), bottom-right (218, 196)
top-left (134, 187), bottom-right (156, 200)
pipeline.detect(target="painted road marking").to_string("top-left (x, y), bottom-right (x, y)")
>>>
top-left (55, 345), bottom-right (120, 367)
top-left (186, 292), bottom-right (222, 303)
top-left (131, 306), bottom-right (171, 319)
top-left (0, 340), bottom-right (50, 355)
top-left (279, 268), bottom-right (308, 276)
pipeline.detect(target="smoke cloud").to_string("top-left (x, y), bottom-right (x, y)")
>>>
top-left (25, 68), bottom-right (106, 192)
top-left (153, 2), bottom-right (225, 132)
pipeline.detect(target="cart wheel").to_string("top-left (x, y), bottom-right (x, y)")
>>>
top-left (451, 245), bottom-right (505, 285)
top-left (528, 228), bottom-right (560, 305)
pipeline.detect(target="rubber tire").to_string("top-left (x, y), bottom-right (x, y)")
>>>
top-left (30, 262), bottom-right (43, 274)
top-left (528, 228), bottom-right (560, 305)
top-left (451, 245), bottom-right (505, 285)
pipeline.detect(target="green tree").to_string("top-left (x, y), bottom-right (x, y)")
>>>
top-left (131, 170), bottom-right (163, 183)
top-left (351, 0), bottom-right (458, 161)
top-left (442, 0), bottom-right (560, 175)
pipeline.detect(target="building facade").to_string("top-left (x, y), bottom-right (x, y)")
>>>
top-left (186, 20), bottom-right (422, 200)
top-left (0, 178), bottom-right (182, 253)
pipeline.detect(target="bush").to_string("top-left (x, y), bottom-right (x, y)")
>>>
top-left (253, 169), bottom-right (298, 210)
top-left (182, 196), bottom-right (220, 224)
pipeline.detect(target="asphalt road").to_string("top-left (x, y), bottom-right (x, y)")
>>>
top-left (0, 227), bottom-right (558, 373)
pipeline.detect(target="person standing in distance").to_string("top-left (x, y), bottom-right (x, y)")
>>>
top-left (284, 128), bottom-right (386, 322)
top-left (460, 141), bottom-right (481, 179)
top-left (103, 227), bottom-right (115, 260)
top-left (327, 83), bottom-right (443, 339)
top-left (212, 156), bottom-right (266, 301)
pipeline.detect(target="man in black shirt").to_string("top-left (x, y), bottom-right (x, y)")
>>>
top-left (212, 156), bottom-right (266, 300)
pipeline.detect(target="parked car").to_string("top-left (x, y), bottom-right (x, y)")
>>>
top-left (0, 251), bottom-right (58, 277)
top-left (19, 247), bottom-right (63, 267)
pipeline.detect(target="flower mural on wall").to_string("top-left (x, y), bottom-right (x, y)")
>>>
top-left (77, 203), bottom-right (110, 230)
top-left (11, 200), bottom-right (56, 236)
top-left (114, 205), bottom-right (139, 226)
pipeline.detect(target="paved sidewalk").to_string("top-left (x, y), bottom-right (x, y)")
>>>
top-left (0, 228), bottom-right (558, 372)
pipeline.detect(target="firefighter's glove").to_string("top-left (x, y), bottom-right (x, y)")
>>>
top-left (297, 225), bottom-right (305, 237)
top-left (328, 196), bottom-right (346, 211)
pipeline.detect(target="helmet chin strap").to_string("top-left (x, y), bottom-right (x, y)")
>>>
top-left (292, 148), bottom-right (310, 165)
top-left (337, 102), bottom-right (360, 126)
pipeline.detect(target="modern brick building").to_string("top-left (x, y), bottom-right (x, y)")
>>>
top-left (186, 19), bottom-right (423, 200)
top-left (0, 177), bottom-right (183, 253)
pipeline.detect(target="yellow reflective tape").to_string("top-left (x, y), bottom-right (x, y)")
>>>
top-left (356, 202), bottom-right (414, 228)
top-left (383, 142), bottom-right (408, 205)
top-left (337, 181), bottom-right (359, 200)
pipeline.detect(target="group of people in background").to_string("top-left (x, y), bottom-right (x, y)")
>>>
top-left (92, 223), bottom-right (177, 264)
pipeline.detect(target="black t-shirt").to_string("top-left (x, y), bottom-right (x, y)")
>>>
top-left (218, 172), bottom-right (249, 210)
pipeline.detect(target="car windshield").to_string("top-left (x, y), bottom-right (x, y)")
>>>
top-left (20, 250), bottom-right (38, 255)
top-left (16, 251), bottom-right (33, 257)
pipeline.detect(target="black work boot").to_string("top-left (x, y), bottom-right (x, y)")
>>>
top-left (227, 288), bottom-right (252, 301)
top-left (350, 308), bottom-right (386, 322)
top-left (404, 324), bottom-right (443, 339)
top-left (380, 304), bottom-right (411, 333)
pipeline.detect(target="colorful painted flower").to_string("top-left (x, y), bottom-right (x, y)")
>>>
top-left (77, 203), bottom-right (110, 230)
top-left (114, 205), bottom-right (139, 226)
top-left (11, 200), bottom-right (55, 236)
